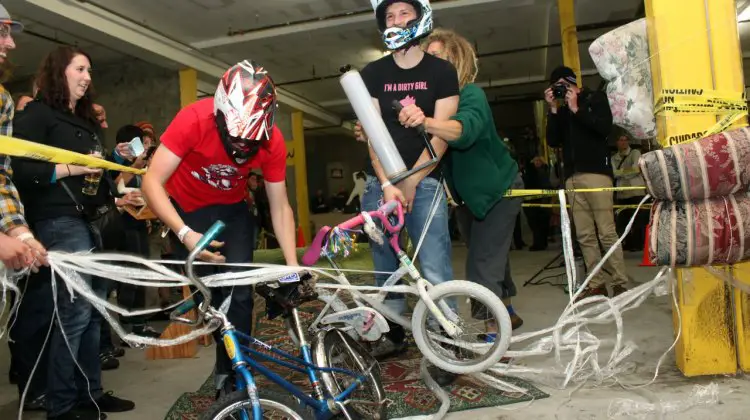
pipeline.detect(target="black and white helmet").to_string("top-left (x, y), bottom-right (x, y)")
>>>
top-left (371, 0), bottom-right (433, 51)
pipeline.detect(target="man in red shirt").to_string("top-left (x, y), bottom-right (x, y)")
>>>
top-left (142, 60), bottom-right (299, 395)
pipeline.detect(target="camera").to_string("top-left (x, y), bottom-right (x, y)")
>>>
top-left (552, 82), bottom-right (568, 99)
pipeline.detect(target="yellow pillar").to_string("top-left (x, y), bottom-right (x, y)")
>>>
top-left (533, 100), bottom-right (549, 163)
top-left (179, 68), bottom-right (198, 108)
top-left (733, 263), bottom-right (750, 372)
top-left (291, 111), bottom-right (310, 246)
top-left (646, 0), bottom-right (744, 376)
top-left (557, 0), bottom-right (582, 87)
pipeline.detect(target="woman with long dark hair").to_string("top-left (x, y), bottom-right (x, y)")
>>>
top-left (11, 46), bottom-right (134, 420)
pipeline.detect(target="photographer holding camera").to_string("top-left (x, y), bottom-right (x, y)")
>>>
top-left (545, 66), bottom-right (628, 301)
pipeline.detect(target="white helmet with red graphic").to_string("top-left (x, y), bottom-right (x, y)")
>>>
top-left (214, 60), bottom-right (277, 163)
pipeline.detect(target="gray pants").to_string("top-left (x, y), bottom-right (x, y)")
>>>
top-left (456, 174), bottom-right (523, 318)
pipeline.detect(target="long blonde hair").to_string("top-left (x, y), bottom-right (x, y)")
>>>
top-left (422, 28), bottom-right (478, 89)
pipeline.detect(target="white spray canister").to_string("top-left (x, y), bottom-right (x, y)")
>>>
top-left (339, 70), bottom-right (407, 181)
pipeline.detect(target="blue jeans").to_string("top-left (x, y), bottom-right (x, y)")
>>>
top-left (362, 176), bottom-right (454, 316)
top-left (35, 216), bottom-right (106, 416)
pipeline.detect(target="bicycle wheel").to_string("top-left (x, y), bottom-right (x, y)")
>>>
top-left (411, 280), bottom-right (512, 375)
top-left (201, 389), bottom-right (314, 420)
top-left (313, 328), bottom-right (387, 420)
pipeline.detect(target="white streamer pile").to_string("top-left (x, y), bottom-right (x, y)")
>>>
top-left (607, 382), bottom-right (720, 419)
top-left (0, 193), bottom-right (736, 419)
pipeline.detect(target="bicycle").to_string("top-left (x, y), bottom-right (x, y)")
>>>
top-left (301, 199), bottom-right (513, 375)
top-left (169, 221), bottom-right (386, 419)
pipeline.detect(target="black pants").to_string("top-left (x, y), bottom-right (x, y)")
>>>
top-left (171, 201), bottom-right (256, 385)
top-left (524, 205), bottom-right (551, 249)
top-left (93, 208), bottom-right (127, 353)
top-left (513, 213), bottom-right (524, 249)
top-left (456, 174), bottom-right (524, 319)
top-left (616, 196), bottom-right (648, 251)
top-left (8, 272), bottom-right (54, 400)
top-left (116, 226), bottom-right (150, 326)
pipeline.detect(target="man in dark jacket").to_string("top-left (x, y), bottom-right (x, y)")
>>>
top-left (545, 66), bottom-right (628, 301)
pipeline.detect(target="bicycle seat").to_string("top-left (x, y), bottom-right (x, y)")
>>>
top-left (301, 226), bottom-right (331, 266)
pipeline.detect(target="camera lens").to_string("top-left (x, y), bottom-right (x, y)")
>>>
top-left (553, 83), bottom-right (567, 99)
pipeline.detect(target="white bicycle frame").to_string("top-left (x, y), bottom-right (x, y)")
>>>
top-left (306, 212), bottom-right (461, 341)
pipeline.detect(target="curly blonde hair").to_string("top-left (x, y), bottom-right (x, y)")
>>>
top-left (422, 28), bottom-right (478, 89)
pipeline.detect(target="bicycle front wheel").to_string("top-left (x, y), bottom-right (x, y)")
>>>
top-left (411, 280), bottom-right (512, 375)
top-left (202, 389), bottom-right (314, 420)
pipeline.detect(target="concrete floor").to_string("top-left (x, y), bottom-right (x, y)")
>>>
top-left (0, 244), bottom-right (749, 419)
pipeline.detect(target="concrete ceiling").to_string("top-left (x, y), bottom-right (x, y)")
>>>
top-left (3, 0), bottom-right (750, 129)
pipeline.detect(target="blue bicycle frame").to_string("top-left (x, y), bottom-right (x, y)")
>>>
top-left (223, 321), bottom-right (367, 419)
top-left (174, 221), bottom-right (370, 420)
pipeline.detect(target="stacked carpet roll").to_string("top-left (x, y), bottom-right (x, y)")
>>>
top-left (639, 127), bottom-right (750, 266)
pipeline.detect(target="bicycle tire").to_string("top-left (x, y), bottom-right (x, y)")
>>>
top-left (201, 389), bottom-right (314, 420)
top-left (314, 329), bottom-right (387, 420)
top-left (411, 280), bottom-right (512, 374)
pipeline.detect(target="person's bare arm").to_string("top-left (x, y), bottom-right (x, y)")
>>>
top-left (264, 180), bottom-right (298, 266)
top-left (423, 118), bottom-right (463, 142)
top-left (141, 145), bottom-right (224, 262)
top-left (405, 95), bottom-right (459, 182)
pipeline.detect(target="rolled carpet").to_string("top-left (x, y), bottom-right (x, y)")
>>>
top-left (639, 126), bottom-right (750, 201)
top-left (649, 193), bottom-right (750, 266)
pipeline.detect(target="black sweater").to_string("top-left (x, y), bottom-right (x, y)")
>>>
top-left (546, 88), bottom-right (614, 180)
top-left (11, 101), bottom-right (113, 224)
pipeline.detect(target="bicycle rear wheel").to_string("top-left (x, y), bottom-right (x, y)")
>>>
top-left (201, 389), bottom-right (314, 420)
top-left (411, 280), bottom-right (512, 374)
top-left (313, 328), bottom-right (387, 420)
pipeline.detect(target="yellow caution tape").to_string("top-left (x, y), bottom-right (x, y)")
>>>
top-left (653, 88), bottom-right (749, 146)
top-left (522, 203), bottom-right (652, 209)
top-left (0, 135), bottom-right (144, 174)
top-left (504, 186), bottom-right (646, 198)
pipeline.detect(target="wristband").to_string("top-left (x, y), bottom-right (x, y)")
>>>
top-left (15, 232), bottom-right (34, 243)
top-left (177, 225), bottom-right (193, 243)
top-left (381, 181), bottom-right (392, 191)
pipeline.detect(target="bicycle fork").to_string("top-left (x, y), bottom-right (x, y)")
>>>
top-left (395, 251), bottom-right (461, 336)
top-left (222, 324), bottom-right (261, 420)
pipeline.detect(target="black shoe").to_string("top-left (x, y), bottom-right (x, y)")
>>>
top-left (528, 245), bottom-right (547, 251)
top-left (132, 325), bottom-right (161, 338)
top-left (510, 313), bottom-right (524, 330)
top-left (575, 286), bottom-right (609, 303)
top-left (369, 336), bottom-right (408, 361)
top-left (24, 393), bottom-right (47, 411)
top-left (103, 347), bottom-right (125, 358)
top-left (48, 407), bottom-right (107, 419)
top-left (612, 285), bottom-right (628, 297)
top-left (79, 391), bottom-right (135, 413)
top-left (426, 364), bottom-right (458, 387)
top-left (99, 353), bottom-right (119, 371)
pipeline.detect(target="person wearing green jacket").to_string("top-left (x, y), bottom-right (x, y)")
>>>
top-left (399, 28), bottom-right (524, 337)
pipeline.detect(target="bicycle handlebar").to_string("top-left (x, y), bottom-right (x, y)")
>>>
top-left (338, 199), bottom-right (405, 234)
top-left (172, 220), bottom-right (225, 325)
